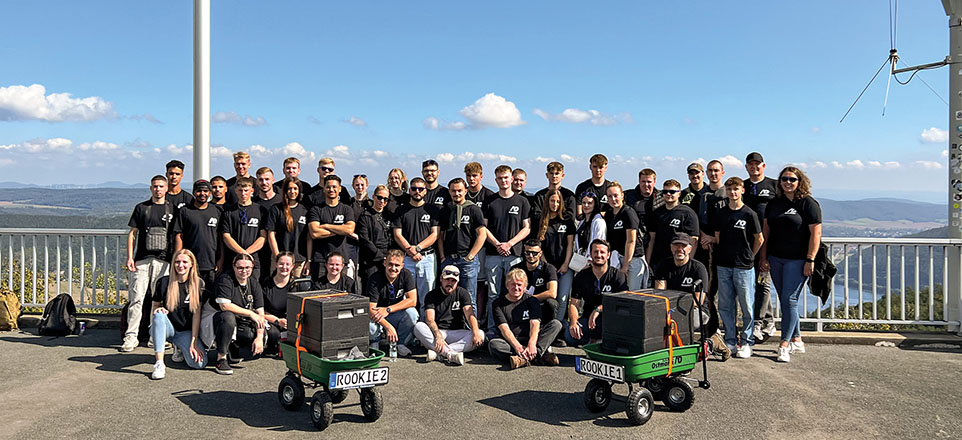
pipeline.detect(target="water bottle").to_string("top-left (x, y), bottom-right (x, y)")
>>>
top-left (388, 341), bottom-right (398, 362)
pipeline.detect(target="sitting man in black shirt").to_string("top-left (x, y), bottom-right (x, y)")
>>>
top-left (311, 251), bottom-right (357, 294)
top-left (413, 265), bottom-right (485, 366)
top-left (566, 239), bottom-right (628, 346)
top-left (489, 268), bottom-right (562, 369)
top-left (653, 232), bottom-right (715, 339)
top-left (367, 249), bottom-right (419, 357)
top-left (511, 240), bottom-right (559, 320)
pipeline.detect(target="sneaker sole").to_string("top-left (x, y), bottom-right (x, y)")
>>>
top-left (216, 369), bottom-right (233, 375)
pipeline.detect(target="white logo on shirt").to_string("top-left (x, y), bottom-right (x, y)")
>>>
top-left (162, 213), bottom-right (174, 222)
top-left (461, 215), bottom-right (471, 225)
top-left (759, 189), bottom-right (771, 197)
top-left (207, 217), bottom-right (218, 227)
top-left (600, 195), bottom-right (608, 203)
top-left (601, 285), bottom-right (612, 292)
top-left (247, 218), bottom-right (259, 227)
top-left (334, 214), bottom-right (345, 223)
top-left (522, 310), bottom-right (530, 320)
top-left (177, 202), bottom-right (187, 209)
top-left (420, 214), bottom-right (432, 223)
top-left (784, 208), bottom-right (798, 215)
top-left (613, 220), bottom-right (624, 230)
top-left (669, 219), bottom-right (681, 228)
top-left (452, 300), bottom-right (461, 311)
top-left (536, 277), bottom-right (544, 285)
top-left (557, 225), bottom-right (567, 233)
top-left (435, 197), bottom-right (445, 204)
top-left (734, 219), bottom-right (746, 230)
top-left (298, 216), bottom-right (307, 224)
top-left (508, 206), bottom-right (520, 215)
top-left (682, 277), bottom-right (694, 287)
top-left (476, 202), bottom-right (483, 209)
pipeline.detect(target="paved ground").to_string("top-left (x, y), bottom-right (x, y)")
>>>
top-left (1, 329), bottom-right (960, 440)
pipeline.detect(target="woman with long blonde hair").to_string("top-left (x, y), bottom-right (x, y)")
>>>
top-left (149, 249), bottom-right (207, 379)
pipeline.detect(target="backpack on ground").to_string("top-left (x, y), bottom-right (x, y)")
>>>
top-left (38, 293), bottom-right (77, 336)
top-left (120, 297), bottom-right (153, 343)
top-left (0, 289), bottom-right (22, 331)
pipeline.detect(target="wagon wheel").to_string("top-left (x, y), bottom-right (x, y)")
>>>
top-left (625, 388), bottom-right (654, 426)
top-left (583, 378), bottom-right (612, 413)
top-left (360, 388), bottom-right (384, 421)
top-left (662, 378), bottom-right (695, 412)
top-left (310, 391), bottom-right (334, 430)
top-left (277, 374), bottom-right (304, 411)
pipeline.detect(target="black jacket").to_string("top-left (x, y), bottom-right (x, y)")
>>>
top-left (809, 242), bottom-right (837, 304)
top-left (357, 207), bottom-right (392, 267)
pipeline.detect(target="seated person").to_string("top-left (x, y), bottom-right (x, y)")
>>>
top-left (413, 265), bottom-right (485, 366)
top-left (367, 249), bottom-right (419, 357)
top-left (566, 239), bottom-right (628, 347)
top-left (212, 254), bottom-right (271, 375)
top-left (149, 249), bottom-right (208, 380)
top-left (489, 268), bottom-right (562, 369)
top-left (653, 232), bottom-right (711, 332)
top-left (511, 240), bottom-right (559, 320)
top-left (261, 251), bottom-right (300, 355)
top-left (311, 251), bottom-right (358, 294)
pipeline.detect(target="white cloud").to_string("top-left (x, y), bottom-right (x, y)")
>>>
top-left (210, 145), bottom-right (233, 158)
top-left (129, 113), bottom-right (163, 124)
top-left (560, 154), bottom-right (576, 163)
top-left (0, 84), bottom-right (116, 122)
top-left (830, 161), bottom-right (844, 169)
top-left (77, 141), bottom-right (120, 152)
top-left (424, 93), bottom-right (525, 131)
top-left (326, 145), bottom-right (350, 158)
top-left (535, 156), bottom-right (556, 163)
top-left (716, 155), bottom-right (743, 169)
top-left (920, 127), bottom-right (948, 143)
top-left (435, 153), bottom-right (456, 163)
top-left (422, 117), bottom-right (467, 131)
top-left (846, 160), bottom-right (865, 169)
top-left (342, 116), bottom-right (367, 127)
top-left (249, 144), bottom-right (270, 156)
top-left (943, 149), bottom-right (949, 158)
top-left (0, 137), bottom-right (73, 153)
top-left (915, 160), bottom-right (943, 169)
top-left (212, 111), bottom-right (267, 127)
top-left (533, 107), bottom-right (633, 126)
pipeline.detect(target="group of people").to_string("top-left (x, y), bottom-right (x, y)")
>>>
top-left (122, 150), bottom-right (823, 379)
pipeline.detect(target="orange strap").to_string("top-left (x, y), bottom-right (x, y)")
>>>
top-left (624, 291), bottom-right (681, 376)
top-left (294, 292), bottom-right (350, 376)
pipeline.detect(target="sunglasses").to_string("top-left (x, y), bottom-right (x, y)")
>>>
top-left (353, 174), bottom-right (367, 179)
top-left (523, 250), bottom-right (541, 257)
top-left (687, 169), bottom-right (701, 174)
top-left (410, 187), bottom-right (426, 192)
top-left (320, 166), bottom-right (335, 173)
top-left (580, 191), bottom-right (598, 200)
top-left (441, 269), bottom-right (459, 277)
top-left (780, 176), bottom-right (799, 183)
top-left (662, 189), bottom-right (681, 194)
top-left (375, 195), bottom-right (390, 202)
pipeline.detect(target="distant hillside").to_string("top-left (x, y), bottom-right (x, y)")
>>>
top-left (819, 198), bottom-right (943, 223)
top-left (905, 226), bottom-right (948, 238)
top-left (0, 181), bottom-right (145, 189)
top-left (0, 188), bottom-right (145, 216)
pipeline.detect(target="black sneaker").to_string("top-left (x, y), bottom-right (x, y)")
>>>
top-left (216, 358), bottom-right (233, 375)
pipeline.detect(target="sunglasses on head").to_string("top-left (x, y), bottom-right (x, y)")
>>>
top-left (580, 191), bottom-right (597, 200)
top-left (320, 166), bottom-right (334, 173)
top-left (441, 269), bottom-right (458, 277)
top-left (780, 176), bottom-right (799, 183)
top-left (662, 189), bottom-right (681, 194)
top-left (354, 174), bottom-right (366, 179)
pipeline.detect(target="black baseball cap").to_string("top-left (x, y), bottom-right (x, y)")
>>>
top-left (745, 152), bottom-right (764, 163)
top-left (671, 232), bottom-right (692, 245)
top-left (193, 179), bottom-right (211, 192)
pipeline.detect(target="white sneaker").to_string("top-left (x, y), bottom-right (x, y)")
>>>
top-left (396, 344), bottom-right (412, 357)
top-left (776, 346), bottom-right (791, 362)
top-left (426, 349), bottom-right (438, 362)
top-left (790, 341), bottom-right (806, 354)
top-left (752, 324), bottom-right (764, 343)
top-left (735, 345), bottom-right (753, 359)
top-left (446, 351), bottom-right (464, 366)
top-left (762, 322), bottom-right (777, 337)
top-left (120, 336), bottom-right (138, 352)
top-left (171, 346), bottom-right (184, 363)
top-left (151, 360), bottom-right (166, 380)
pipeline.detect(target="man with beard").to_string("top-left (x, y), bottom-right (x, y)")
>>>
top-left (393, 177), bottom-right (440, 314)
top-left (173, 179), bottom-right (222, 295)
top-left (413, 265), bottom-right (484, 366)
top-left (565, 239), bottom-right (628, 346)
top-left (421, 159), bottom-right (450, 209)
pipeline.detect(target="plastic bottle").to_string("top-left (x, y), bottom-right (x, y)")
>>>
top-left (388, 341), bottom-right (398, 362)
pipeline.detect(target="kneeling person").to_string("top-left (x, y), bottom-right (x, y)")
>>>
top-left (367, 249), bottom-right (419, 357)
top-left (511, 240), bottom-right (560, 320)
top-left (489, 268), bottom-right (563, 369)
top-left (149, 249), bottom-right (208, 380)
top-left (413, 265), bottom-right (485, 365)
top-left (212, 254), bottom-right (270, 375)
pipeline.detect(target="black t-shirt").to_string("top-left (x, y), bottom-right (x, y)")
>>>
top-left (224, 175), bottom-right (250, 206)
top-left (654, 258), bottom-right (709, 292)
top-left (166, 189), bottom-right (194, 211)
top-left (465, 186), bottom-right (495, 210)
top-left (128, 199), bottom-right (175, 261)
top-left (492, 293), bottom-right (542, 339)
top-left (703, 187), bottom-right (728, 235)
top-left (174, 203), bottom-right (221, 271)
top-left (254, 193), bottom-right (282, 211)
top-left (483, 193), bottom-right (531, 256)
top-left (385, 192), bottom-right (410, 220)
top-left (312, 275), bottom-right (358, 295)
top-left (531, 186), bottom-right (578, 224)
top-left (367, 269), bottom-right (416, 307)
top-left (681, 184), bottom-right (712, 229)
top-left (221, 202), bottom-right (268, 267)
top-left (575, 178), bottom-right (611, 210)
top-left (152, 276), bottom-right (202, 332)
top-left (649, 204), bottom-right (700, 264)
top-left (307, 185), bottom-right (353, 208)
top-left (713, 205), bottom-right (761, 269)
top-left (539, 216), bottom-right (575, 268)
top-left (439, 203), bottom-right (486, 256)
top-left (424, 286), bottom-right (473, 330)
top-left (625, 187), bottom-right (664, 248)
top-left (571, 266), bottom-right (628, 314)
top-left (743, 177), bottom-right (778, 220)
top-left (261, 277), bottom-right (294, 318)
top-left (267, 203), bottom-right (309, 262)
top-left (393, 203), bottom-right (440, 251)
top-left (273, 180), bottom-right (313, 203)
top-left (424, 185), bottom-right (451, 209)
top-left (307, 202), bottom-right (355, 260)
top-left (511, 261), bottom-right (558, 296)
top-left (765, 195), bottom-right (822, 260)
top-left (357, 207), bottom-right (393, 266)
top-left (214, 273), bottom-right (264, 311)
top-left (604, 207), bottom-right (643, 258)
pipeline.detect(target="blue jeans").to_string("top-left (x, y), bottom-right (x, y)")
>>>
top-left (369, 307), bottom-right (419, 346)
top-left (555, 269), bottom-right (574, 322)
top-left (440, 255), bottom-right (480, 312)
top-left (564, 316), bottom-right (602, 346)
top-left (769, 256), bottom-right (807, 342)
top-left (717, 266), bottom-right (755, 347)
top-left (404, 253), bottom-right (437, 315)
top-left (150, 310), bottom-right (207, 369)
top-left (484, 254), bottom-right (522, 331)
top-left (624, 256), bottom-right (649, 290)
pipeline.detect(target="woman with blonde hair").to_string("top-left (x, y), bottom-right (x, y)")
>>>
top-left (386, 168), bottom-right (409, 217)
top-left (149, 249), bottom-right (207, 380)
top-left (537, 189), bottom-right (575, 323)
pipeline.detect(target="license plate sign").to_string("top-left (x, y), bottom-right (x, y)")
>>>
top-left (575, 357), bottom-right (624, 383)
top-left (328, 367), bottom-right (389, 390)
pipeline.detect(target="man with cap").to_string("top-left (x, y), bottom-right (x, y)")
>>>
top-left (681, 162), bottom-right (713, 273)
top-left (173, 179), bottom-right (222, 294)
top-left (742, 152), bottom-right (778, 342)
top-left (412, 265), bottom-right (485, 365)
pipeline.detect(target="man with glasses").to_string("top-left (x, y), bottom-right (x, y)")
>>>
top-left (367, 249), bottom-right (418, 357)
top-left (743, 152), bottom-right (778, 342)
top-left (438, 177), bottom-right (486, 310)
top-left (173, 179), bottom-right (222, 296)
top-left (413, 265), bottom-right (484, 365)
top-left (511, 240), bottom-right (559, 320)
top-left (566, 239), bottom-right (628, 347)
top-left (309, 157), bottom-right (352, 206)
top-left (483, 165), bottom-right (531, 333)
top-left (393, 177), bottom-right (440, 314)
top-left (307, 175), bottom-right (356, 283)
top-left (422, 159), bottom-right (450, 209)
top-left (357, 185), bottom-right (393, 292)
top-left (646, 179), bottom-right (699, 274)
top-left (222, 177), bottom-right (268, 282)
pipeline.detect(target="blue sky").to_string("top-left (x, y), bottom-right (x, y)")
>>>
top-left (0, 1), bottom-right (953, 202)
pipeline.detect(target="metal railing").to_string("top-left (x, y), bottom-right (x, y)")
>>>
top-left (2, 228), bottom-right (961, 333)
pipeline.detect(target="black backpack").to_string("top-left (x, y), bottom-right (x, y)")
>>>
top-left (38, 293), bottom-right (77, 336)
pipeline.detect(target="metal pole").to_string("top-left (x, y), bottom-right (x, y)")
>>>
top-left (943, 0), bottom-right (962, 333)
top-left (193, 0), bottom-right (211, 181)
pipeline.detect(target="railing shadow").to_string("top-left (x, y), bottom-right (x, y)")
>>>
top-left (0, 328), bottom-right (110, 349)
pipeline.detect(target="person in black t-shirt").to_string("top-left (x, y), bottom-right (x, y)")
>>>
top-left (743, 151), bottom-right (778, 341)
top-left (702, 160), bottom-right (728, 300)
top-left (148, 249), bottom-right (207, 380)
top-left (412, 265), bottom-right (484, 365)
top-left (574, 154), bottom-right (612, 216)
top-left (173, 179), bottom-right (221, 298)
top-left (393, 177), bottom-right (440, 313)
top-left (653, 233), bottom-right (714, 341)
top-left (123, 175), bottom-right (174, 352)
top-left (307, 175), bottom-right (356, 281)
top-left (312, 252), bottom-right (357, 294)
top-left (566, 239), bottom-right (628, 346)
top-left (367, 250), bottom-right (419, 356)
top-left (261, 252), bottom-right (300, 354)
top-left (165, 160), bottom-right (194, 211)
top-left (489, 268), bottom-right (562, 369)
top-left (646, 179), bottom-right (699, 274)
top-left (385, 168), bottom-right (409, 218)
top-left (511, 241), bottom-right (559, 320)
top-left (267, 177), bottom-right (310, 278)
top-left (760, 166), bottom-right (822, 363)
top-left (210, 175), bottom-right (229, 207)
top-left (254, 167), bottom-right (281, 209)
top-left (463, 161), bottom-right (495, 291)
top-left (272, 157), bottom-right (313, 202)
top-left (531, 161), bottom-right (578, 227)
top-left (713, 177), bottom-right (763, 358)
top-left (535, 188), bottom-right (575, 324)
top-left (221, 177), bottom-right (268, 283)
top-left (212, 254), bottom-right (266, 375)
top-left (624, 168), bottom-right (664, 254)
top-left (225, 151), bottom-right (252, 206)
top-left (438, 177), bottom-right (486, 310)
top-left (421, 159), bottom-right (451, 209)
top-left (357, 185), bottom-right (394, 293)
top-left (483, 165), bottom-right (532, 332)
top-left (605, 182), bottom-right (648, 290)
